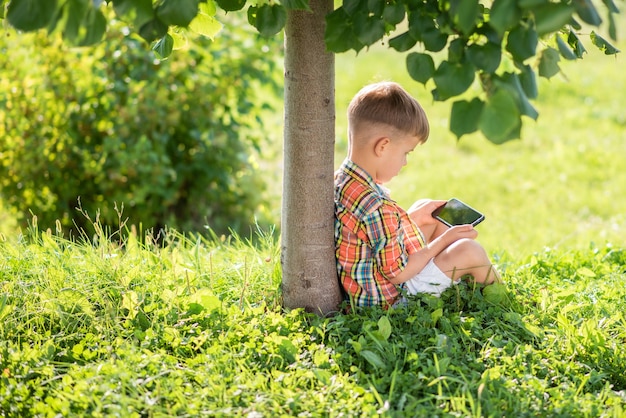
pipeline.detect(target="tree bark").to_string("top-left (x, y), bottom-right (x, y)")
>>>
top-left (282, 0), bottom-right (342, 315)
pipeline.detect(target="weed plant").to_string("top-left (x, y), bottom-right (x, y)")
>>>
top-left (1, 218), bottom-right (625, 417)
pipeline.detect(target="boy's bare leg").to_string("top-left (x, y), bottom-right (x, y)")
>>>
top-left (433, 238), bottom-right (500, 284)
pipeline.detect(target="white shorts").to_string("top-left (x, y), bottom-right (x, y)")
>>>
top-left (404, 259), bottom-right (459, 297)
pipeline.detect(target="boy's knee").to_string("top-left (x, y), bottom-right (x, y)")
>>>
top-left (452, 238), bottom-right (482, 252)
top-left (452, 238), bottom-right (488, 262)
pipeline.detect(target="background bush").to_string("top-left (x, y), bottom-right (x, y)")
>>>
top-left (0, 19), bottom-right (282, 237)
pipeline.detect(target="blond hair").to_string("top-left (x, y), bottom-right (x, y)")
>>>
top-left (347, 81), bottom-right (429, 143)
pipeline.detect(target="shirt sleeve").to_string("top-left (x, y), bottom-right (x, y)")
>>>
top-left (400, 210), bottom-right (425, 254)
top-left (364, 203), bottom-right (408, 280)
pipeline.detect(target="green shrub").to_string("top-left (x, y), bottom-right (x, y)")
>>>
top-left (0, 20), bottom-right (282, 237)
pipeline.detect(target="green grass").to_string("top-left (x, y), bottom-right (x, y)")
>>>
top-left (1, 225), bottom-right (625, 416)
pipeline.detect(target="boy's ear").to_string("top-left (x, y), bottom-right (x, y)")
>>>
top-left (373, 137), bottom-right (390, 157)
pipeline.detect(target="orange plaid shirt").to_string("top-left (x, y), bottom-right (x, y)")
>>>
top-left (334, 160), bottom-right (425, 308)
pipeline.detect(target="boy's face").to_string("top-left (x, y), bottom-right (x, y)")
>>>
top-left (376, 134), bottom-right (421, 184)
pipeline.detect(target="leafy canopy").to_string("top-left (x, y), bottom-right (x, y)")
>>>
top-left (2, 0), bottom-right (621, 143)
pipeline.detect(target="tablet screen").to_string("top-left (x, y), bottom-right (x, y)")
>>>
top-left (432, 198), bottom-right (484, 226)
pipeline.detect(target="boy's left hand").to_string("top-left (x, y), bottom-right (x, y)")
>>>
top-left (407, 199), bottom-right (446, 226)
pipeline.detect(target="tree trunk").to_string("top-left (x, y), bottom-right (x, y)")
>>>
top-left (281, 0), bottom-right (342, 315)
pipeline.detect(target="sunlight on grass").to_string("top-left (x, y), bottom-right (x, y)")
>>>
top-left (1, 223), bottom-right (624, 415)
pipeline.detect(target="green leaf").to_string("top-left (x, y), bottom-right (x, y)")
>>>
top-left (505, 24), bottom-right (538, 62)
top-left (58, 1), bottom-right (107, 46)
top-left (450, 98), bottom-right (484, 138)
top-left (349, 338), bottom-right (363, 354)
top-left (378, 316), bottom-right (392, 341)
top-left (489, 0), bottom-right (521, 34)
top-left (367, 0), bottom-right (384, 17)
top-left (447, 38), bottom-right (465, 63)
top-left (567, 30), bottom-right (587, 58)
top-left (156, 0), bottom-right (199, 27)
top-left (430, 308), bottom-right (443, 325)
top-left (353, 13), bottom-right (386, 46)
top-left (313, 369), bottom-right (332, 385)
top-left (389, 31), bottom-right (417, 52)
top-left (135, 311), bottom-right (151, 331)
top-left (534, 3), bottom-right (574, 36)
top-left (139, 17), bottom-right (168, 42)
top-left (422, 27), bottom-right (448, 52)
top-left (122, 291), bottom-right (140, 319)
top-left (590, 31), bottom-right (620, 55)
top-left (0, 294), bottom-right (12, 322)
top-left (477, 22), bottom-right (502, 44)
top-left (62, 0), bottom-right (88, 43)
top-left (479, 89), bottom-right (521, 144)
top-left (432, 61), bottom-right (475, 101)
top-left (537, 47), bottom-right (560, 79)
top-left (517, 64), bottom-right (538, 98)
top-left (216, 0), bottom-right (246, 12)
top-left (602, 0), bottom-right (620, 13)
top-left (406, 52), bottom-right (435, 84)
top-left (153, 33), bottom-right (174, 59)
top-left (325, 8), bottom-right (363, 52)
top-left (278, 337), bottom-right (298, 363)
top-left (203, 1), bottom-right (218, 18)
top-left (495, 117), bottom-right (521, 142)
top-left (407, 12), bottom-right (432, 41)
top-left (518, 0), bottom-right (547, 8)
top-left (452, 0), bottom-right (479, 35)
top-left (250, 4), bottom-right (286, 37)
top-left (466, 42), bottom-right (501, 73)
top-left (169, 30), bottom-right (188, 49)
top-left (189, 4), bottom-right (222, 39)
top-left (574, 0), bottom-right (602, 26)
top-left (556, 34), bottom-right (577, 60)
top-left (7, 0), bottom-right (58, 31)
top-left (483, 283), bottom-right (508, 304)
top-left (497, 72), bottom-right (538, 119)
top-left (112, 0), bottom-right (154, 28)
top-left (569, 16), bottom-right (582, 30)
top-left (576, 267), bottom-right (597, 278)
top-left (607, 8), bottom-right (617, 41)
top-left (383, 2), bottom-right (405, 25)
top-left (78, 7), bottom-right (106, 46)
top-left (360, 350), bottom-right (386, 369)
top-left (189, 289), bottom-right (222, 312)
top-left (344, 0), bottom-right (366, 16)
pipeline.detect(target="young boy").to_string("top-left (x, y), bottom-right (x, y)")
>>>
top-left (334, 81), bottom-right (499, 309)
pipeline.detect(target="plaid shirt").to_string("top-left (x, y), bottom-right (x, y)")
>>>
top-left (334, 159), bottom-right (425, 308)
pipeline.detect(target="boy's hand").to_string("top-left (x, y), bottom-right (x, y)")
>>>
top-left (442, 224), bottom-right (478, 243)
top-left (408, 199), bottom-right (447, 226)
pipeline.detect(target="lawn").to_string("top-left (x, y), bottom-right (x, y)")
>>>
top-left (1, 12), bottom-right (626, 418)
top-left (0, 224), bottom-right (625, 416)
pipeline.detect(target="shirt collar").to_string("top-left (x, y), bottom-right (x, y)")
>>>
top-left (339, 159), bottom-right (391, 198)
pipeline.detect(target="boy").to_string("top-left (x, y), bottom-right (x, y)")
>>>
top-left (334, 82), bottom-right (499, 309)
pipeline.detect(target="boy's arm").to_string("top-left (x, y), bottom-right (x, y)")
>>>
top-left (388, 224), bottom-right (477, 285)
